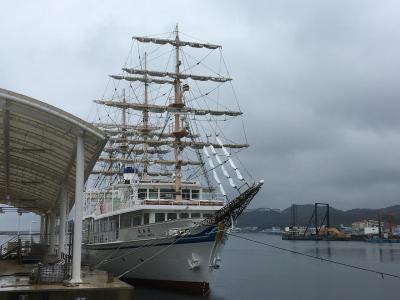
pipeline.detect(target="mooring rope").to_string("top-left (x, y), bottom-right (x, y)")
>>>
top-left (95, 237), bottom-right (165, 268)
top-left (227, 232), bottom-right (400, 280)
top-left (116, 235), bottom-right (182, 278)
top-left (94, 228), bottom-right (400, 281)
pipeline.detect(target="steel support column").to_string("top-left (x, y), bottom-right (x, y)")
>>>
top-left (49, 211), bottom-right (56, 254)
top-left (70, 133), bottom-right (84, 283)
top-left (58, 182), bottom-right (67, 259)
top-left (45, 214), bottom-right (50, 245)
top-left (39, 215), bottom-right (45, 243)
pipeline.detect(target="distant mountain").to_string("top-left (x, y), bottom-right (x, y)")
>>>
top-left (237, 204), bottom-right (400, 229)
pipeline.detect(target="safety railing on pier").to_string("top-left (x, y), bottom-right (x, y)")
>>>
top-left (0, 226), bottom-right (74, 283)
top-left (0, 234), bottom-right (40, 261)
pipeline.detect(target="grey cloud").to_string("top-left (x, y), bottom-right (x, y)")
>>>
top-left (1, 0), bottom-right (400, 211)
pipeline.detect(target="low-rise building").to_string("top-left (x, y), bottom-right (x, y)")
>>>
top-left (364, 227), bottom-right (380, 235)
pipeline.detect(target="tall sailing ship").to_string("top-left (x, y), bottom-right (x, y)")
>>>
top-left (82, 26), bottom-right (263, 295)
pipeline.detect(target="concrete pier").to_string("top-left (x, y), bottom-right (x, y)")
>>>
top-left (0, 260), bottom-right (134, 300)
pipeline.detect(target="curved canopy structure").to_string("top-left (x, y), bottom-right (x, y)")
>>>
top-left (0, 88), bottom-right (107, 215)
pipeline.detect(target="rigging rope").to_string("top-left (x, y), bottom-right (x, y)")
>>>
top-left (90, 29), bottom-right (248, 189)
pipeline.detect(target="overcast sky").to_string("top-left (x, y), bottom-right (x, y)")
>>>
top-left (1, 0), bottom-right (400, 212)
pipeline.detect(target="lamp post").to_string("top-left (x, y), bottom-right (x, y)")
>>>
top-left (29, 220), bottom-right (38, 244)
top-left (29, 220), bottom-right (37, 236)
top-left (17, 213), bottom-right (21, 237)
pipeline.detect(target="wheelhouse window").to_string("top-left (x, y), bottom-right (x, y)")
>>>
top-left (143, 213), bottom-right (149, 224)
top-left (155, 213), bottom-right (165, 222)
top-left (192, 190), bottom-right (200, 199)
top-left (179, 212), bottom-right (189, 219)
top-left (110, 219), bottom-right (114, 231)
top-left (132, 215), bottom-right (142, 226)
top-left (160, 189), bottom-right (174, 199)
top-left (191, 212), bottom-right (200, 218)
top-left (120, 213), bottom-right (131, 228)
top-left (138, 188), bottom-right (147, 199)
top-left (203, 213), bottom-right (212, 218)
top-left (149, 188), bottom-right (159, 199)
top-left (167, 213), bottom-right (177, 220)
top-left (182, 189), bottom-right (190, 200)
top-left (101, 219), bottom-right (107, 231)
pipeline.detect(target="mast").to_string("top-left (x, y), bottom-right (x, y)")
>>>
top-left (173, 25), bottom-right (183, 201)
top-left (143, 52), bottom-right (149, 179)
top-left (93, 28), bottom-right (249, 195)
top-left (121, 88), bottom-right (127, 177)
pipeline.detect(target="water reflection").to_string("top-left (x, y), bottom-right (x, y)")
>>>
top-left (315, 244), bottom-right (332, 258)
top-left (136, 234), bottom-right (400, 300)
top-left (378, 247), bottom-right (400, 262)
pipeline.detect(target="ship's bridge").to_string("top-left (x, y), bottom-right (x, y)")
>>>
top-left (0, 88), bottom-right (107, 283)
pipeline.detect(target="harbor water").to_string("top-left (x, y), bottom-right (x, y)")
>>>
top-left (2, 234), bottom-right (399, 299)
top-left (136, 233), bottom-right (400, 300)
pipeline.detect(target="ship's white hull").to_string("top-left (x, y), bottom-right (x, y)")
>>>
top-left (82, 226), bottom-right (225, 295)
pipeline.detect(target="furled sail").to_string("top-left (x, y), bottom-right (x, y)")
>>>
top-left (110, 137), bottom-right (172, 144)
top-left (117, 139), bottom-right (171, 147)
top-left (102, 127), bottom-right (160, 135)
top-left (107, 138), bottom-right (249, 149)
top-left (102, 129), bottom-right (138, 137)
top-left (92, 123), bottom-right (151, 130)
top-left (133, 36), bottom-right (221, 49)
top-left (91, 169), bottom-right (172, 177)
top-left (91, 169), bottom-right (122, 176)
top-left (110, 75), bottom-right (174, 85)
top-left (106, 130), bottom-right (198, 139)
top-left (98, 157), bottom-right (202, 166)
top-left (105, 136), bottom-right (249, 151)
top-left (94, 100), bottom-right (242, 117)
top-left (102, 147), bottom-right (170, 155)
top-left (181, 141), bottom-right (249, 150)
top-left (122, 68), bottom-right (231, 83)
top-left (146, 171), bottom-right (174, 177)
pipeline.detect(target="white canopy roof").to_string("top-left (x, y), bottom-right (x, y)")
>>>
top-left (0, 88), bottom-right (107, 215)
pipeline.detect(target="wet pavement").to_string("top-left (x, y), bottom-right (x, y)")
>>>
top-left (0, 260), bottom-right (134, 300)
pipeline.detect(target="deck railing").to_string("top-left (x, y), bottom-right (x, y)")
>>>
top-left (92, 198), bottom-right (225, 216)
top-left (84, 190), bottom-right (226, 216)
